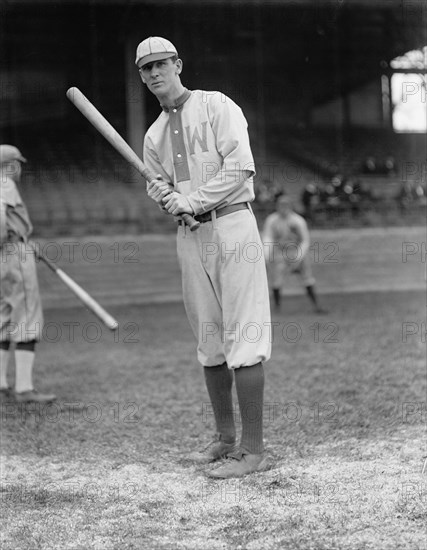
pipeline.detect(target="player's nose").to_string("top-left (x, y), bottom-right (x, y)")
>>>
top-left (149, 65), bottom-right (160, 77)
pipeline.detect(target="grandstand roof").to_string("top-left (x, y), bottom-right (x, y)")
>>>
top-left (1, 1), bottom-right (425, 136)
top-left (4, 0), bottom-right (422, 5)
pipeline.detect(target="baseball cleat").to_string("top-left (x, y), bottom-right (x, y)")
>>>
top-left (207, 451), bottom-right (269, 479)
top-left (14, 390), bottom-right (57, 403)
top-left (187, 436), bottom-right (236, 464)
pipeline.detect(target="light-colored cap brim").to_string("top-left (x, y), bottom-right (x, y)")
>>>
top-left (0, 149), bottom-right (27, 164)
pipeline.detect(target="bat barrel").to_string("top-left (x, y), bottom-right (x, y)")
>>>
top-left (66, 86), bottom-right (200, 232)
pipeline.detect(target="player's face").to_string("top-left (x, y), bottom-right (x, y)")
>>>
top-left (7, 160), bottom-right (22, 183)
top-left (139, 58), bottom-right (182, 99)
top-left (277, 197), bottom-right (292, 217)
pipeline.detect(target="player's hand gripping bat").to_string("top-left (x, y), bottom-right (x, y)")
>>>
top-left (66, 87), bottom-right (200, 232)
top-left (32, 244), bottom-right (119, 331)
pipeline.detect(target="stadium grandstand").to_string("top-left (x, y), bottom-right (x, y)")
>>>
top-left (1, 0), bottom-right (426, 235)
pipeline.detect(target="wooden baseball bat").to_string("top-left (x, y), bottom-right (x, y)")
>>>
top-left (33, 245), bottom-right (119, 331)
top-left (66, 86), bottom-right (200, 232)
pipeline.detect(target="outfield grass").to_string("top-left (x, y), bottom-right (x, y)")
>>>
top-left (1, 289), bottom-right (426, 550)
top-left (34, 226), bottom-right (425, 309)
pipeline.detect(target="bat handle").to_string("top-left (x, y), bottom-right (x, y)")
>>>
top-left (143, 170), bottom-right (200, 231)
top-left (181, 213), bottom-right (200, 232)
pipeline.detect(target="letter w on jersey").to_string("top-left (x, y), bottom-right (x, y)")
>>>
top-left (185, 122), bottom-right (209, 155)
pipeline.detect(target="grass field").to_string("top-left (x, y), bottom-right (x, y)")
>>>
top-left (1, 286), bottom-right (426, 549)
top-left (34, 226), bottom-right (425, 309)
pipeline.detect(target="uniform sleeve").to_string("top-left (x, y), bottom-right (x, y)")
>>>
top-left (143, 135), bottom-right (173, 185)
top-left (0, 198), bottom-right (7, 244)
top-left (262, 213), bottom-right (275, 243)
top-left (261, 214), bottom-right (277, 262)
top-left (186, 94), bottom-right (255, 214)
top-left (293, 214), bottom-right (310, 259)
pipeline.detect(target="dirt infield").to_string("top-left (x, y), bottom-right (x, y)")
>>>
top-left (30, 226), bottom-right (425, 309)
top-left (1, 290), bottom-right (426, 550)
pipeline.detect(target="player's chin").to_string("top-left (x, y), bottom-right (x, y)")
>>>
top-left (149, 82), bottom-right (165, 93)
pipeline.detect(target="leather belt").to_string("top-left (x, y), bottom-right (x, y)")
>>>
top-left (180, 202), bottom-right (249, 225)
top-left (6, 233), bottom-right (24, 243)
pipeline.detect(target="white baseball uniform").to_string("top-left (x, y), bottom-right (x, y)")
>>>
top-left (144, 89), bottom-right (271, 369)
top-left (262, 210), bottom-right (315, 289)
top-left (0, 176), bottom-right (43, 342)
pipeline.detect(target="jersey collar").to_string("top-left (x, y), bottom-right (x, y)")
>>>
top-left (161, 89), bottom-right (191, 113)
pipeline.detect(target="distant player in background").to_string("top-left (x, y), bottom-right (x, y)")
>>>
top-left (263, 192), bottom-right (328, 314)
top-left (0, 145), bottom-right (56, 403)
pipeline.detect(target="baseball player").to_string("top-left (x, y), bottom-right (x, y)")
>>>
top-left (262, 192), bottom-right (327, 314)
top-left (136, 36), bottom-right (271, 478)
top-left (0, 145), bottom-right (56, 403)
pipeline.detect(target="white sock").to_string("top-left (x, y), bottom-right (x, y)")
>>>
top-left (14, 350), bottom-right (35, 393)
top-left (0, 349), bottom-right (10, 388)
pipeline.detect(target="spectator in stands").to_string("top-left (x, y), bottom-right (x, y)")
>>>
top-left (347, 177), bottom-right (374, 215)
top-left (351, 178), bottom-right (372, 200)
top-left (319, 174), bottom-right (343, 219)
top-left (396, 180), bottom-right (426, 213)
top-left (384, 156), bottom-right (396, 176)
top-left (319, 182), bottom-right (335, 207)
top-left (0, 145), bottom-right (56, 403)
top-left (262, 192), bottom-right (328, 314)
top-left (362, 156), bottom-right (377, 174)
top-left (415, 183), bottom-right (427, 205)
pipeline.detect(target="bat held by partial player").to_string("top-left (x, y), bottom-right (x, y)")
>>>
top-left (66, 86), bottom-right (200, 232)
top-left (32, 244), bottom-right (119, 331)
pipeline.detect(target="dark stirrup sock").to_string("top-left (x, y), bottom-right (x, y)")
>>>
top-left (306, 285), bottom-right (318, 307)
top-left (234, 362), bottom-right (265, 455)
top-left (203, 363), bottom-right (236, 443)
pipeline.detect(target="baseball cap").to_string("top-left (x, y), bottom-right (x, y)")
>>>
top-left (135, 36), bottom-right (178, 68)
top-left (0, 144), bottom-right (27, 165)
top-left (274, 191), bottom-right (292, 204)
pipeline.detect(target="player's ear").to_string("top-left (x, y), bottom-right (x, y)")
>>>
top-left (175, 58), bottom-right (183, 75)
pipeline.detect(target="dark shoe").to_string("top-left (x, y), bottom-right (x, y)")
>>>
top-left (0, 386), bottom-right (12, 398)
top-left (272, 289), bottom-right (281, 310)
top-left (187, 436), bottom-right (236, 464)
top-left (207, 452), bottom-right (269, 479)
top-left (15, 390), bottom-right (57, 403)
